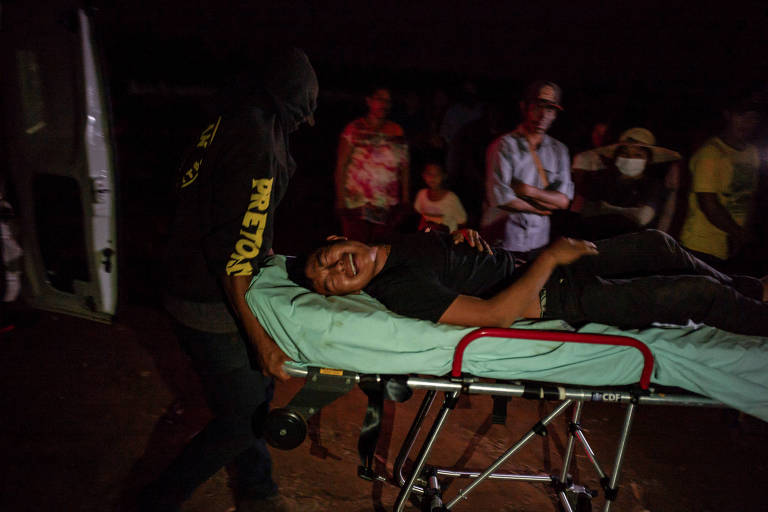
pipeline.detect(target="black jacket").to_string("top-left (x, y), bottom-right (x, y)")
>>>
top-left (166, 49), bottom-right (318, 301)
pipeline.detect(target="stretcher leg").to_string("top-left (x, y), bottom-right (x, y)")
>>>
top-left (394, 390), bottom-right (460, 512)
top-left (560, 401), bottom-right (583, 482)
top-left (572, 408), bottom-right (608, 480)
top-left (602, 401), bottom-right (637, 512)
top-left (557, 401), bottom-right (583, 511)
top-left (394, 390), bottom-right (438, 492)
top-left (444, 399), bottom-right (574, 509)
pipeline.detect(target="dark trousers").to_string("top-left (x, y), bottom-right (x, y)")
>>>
top-left (144, 322), bottom-right (276, 508)
top-left (544, 230), bottom-right (767, 336)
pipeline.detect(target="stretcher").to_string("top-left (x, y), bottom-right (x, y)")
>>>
top-left (263, 328), bottom-right (725, 511)
top-left (246, 256), bottom-right (768, 510)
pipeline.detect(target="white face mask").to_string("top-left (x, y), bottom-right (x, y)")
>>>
top-left (615, 156), bottom-right (646, 177)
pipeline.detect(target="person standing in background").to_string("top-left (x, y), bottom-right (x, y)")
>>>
top-left (680, 93), bottom-right (762, 271)
top-left (334, 87), bottom-right (410, 243)
top-left (575, 127), bottom-right (681, 240)
top-left (481, 80), bottom-right (573, 260)
top-left (414, 158), bottom-right (467, 233)
top-left (139, 49), bottom-right (317, 512)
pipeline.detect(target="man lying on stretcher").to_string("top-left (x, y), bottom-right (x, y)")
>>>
top-left (294, 229), bottom-right (768, 337)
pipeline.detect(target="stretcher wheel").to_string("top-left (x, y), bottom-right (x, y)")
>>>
top-left (263, 408), bottom-right (307, 450)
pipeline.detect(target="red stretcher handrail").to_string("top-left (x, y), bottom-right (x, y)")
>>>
top-left (452, 328), bottom-right (654, 390)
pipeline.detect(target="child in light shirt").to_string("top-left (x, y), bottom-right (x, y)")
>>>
top-left (414, 161), bottom-right (468, 233)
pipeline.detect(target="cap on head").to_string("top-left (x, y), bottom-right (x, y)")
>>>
top-left (523, 80), bottom-right (563, 111)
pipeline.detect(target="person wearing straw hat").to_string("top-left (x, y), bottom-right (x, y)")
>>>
top-left (575, 127), bottom-right (681, 240)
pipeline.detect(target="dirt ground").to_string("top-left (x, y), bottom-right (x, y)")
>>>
top-left (2, 304), bottom-right (767, 512)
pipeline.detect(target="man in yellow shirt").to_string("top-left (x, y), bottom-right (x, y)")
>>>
top-left (680, 95), bottom-right (762, 266)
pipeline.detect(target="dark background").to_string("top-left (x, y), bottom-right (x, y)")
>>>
top-left (35, 0), bottom-right (768, 304)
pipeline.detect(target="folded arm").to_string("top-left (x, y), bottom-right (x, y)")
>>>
top-left (498, 196), bottom-right (553, 215)
top-left (513, 181), bottom-right (571, 211)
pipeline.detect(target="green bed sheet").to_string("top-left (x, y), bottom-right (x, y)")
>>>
top-left (246, 256), bottom-right (768, 421)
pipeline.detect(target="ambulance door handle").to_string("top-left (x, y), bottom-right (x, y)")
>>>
top-left (101, 248), bottom-right (114, 273)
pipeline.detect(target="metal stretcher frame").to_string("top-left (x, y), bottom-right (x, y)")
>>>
top-left (271, 327), bottom-right (726, 512)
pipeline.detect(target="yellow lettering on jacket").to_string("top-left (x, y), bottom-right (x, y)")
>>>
top-left (226, 178), bottom-right (274, 275)
top-left (226, 260), bottom-right (252, 276)
top-left (248, 178), bottom-right (273, 210)
top-left (238, 220), bottom-right (266, 247)
top-left (181, 160), bottom-right (201, 188)
top-left (196, 117), bottom-right (221, 149)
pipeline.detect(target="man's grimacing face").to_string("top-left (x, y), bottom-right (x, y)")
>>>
top-left (304, 240), bottom-right (378, 295)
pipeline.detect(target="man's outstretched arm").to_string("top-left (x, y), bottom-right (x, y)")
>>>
top-left (438, 238), bottom-right (597, 327)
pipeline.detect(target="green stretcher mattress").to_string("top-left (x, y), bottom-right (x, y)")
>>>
top-left (246, 256), bottom-right (768, 421)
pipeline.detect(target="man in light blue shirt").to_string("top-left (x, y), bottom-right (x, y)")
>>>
top-left (481, 81), bottom-right (573, 257)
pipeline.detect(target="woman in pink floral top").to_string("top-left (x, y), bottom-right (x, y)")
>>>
top-left (334, 87), bottom-right (410, 242)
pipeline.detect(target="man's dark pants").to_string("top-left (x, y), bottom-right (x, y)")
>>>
top-left (142, 322), bottom-right (276, 508)
top-left (543, 230), bottom-right (767, 336)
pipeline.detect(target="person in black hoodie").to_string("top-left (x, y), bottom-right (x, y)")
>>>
top-left (140, 49), bottom-right (317, 512)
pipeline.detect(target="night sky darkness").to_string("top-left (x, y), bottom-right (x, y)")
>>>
top-left (7, 0), bottom-right (767, 293)
top-left (98, 1), bottom-right (767, 93)
top-left (84, 0), bottom-right (768, 272)
top-left (94, 0), bottom-right (768, 157)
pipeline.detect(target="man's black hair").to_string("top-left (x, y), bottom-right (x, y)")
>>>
top-left (284, 255), bottom-right (312, 290)
top-left (284, 238), bottom-right (347, 291)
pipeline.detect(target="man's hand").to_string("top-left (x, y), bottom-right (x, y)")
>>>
top-left (542, 237), bottom-right (598, 266)
top-left (452, 228), bottom-right (493, 254)
top-left (251, 330), bottom-right (291, 382)
top-left (223, 274), bottom-right (293, 382)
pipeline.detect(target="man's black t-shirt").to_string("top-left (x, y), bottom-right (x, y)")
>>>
top-left (364, 232), bottom-right (519, 322)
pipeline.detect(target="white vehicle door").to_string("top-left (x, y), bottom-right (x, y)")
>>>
top-left (1, 6), bottom-right (118, 322)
